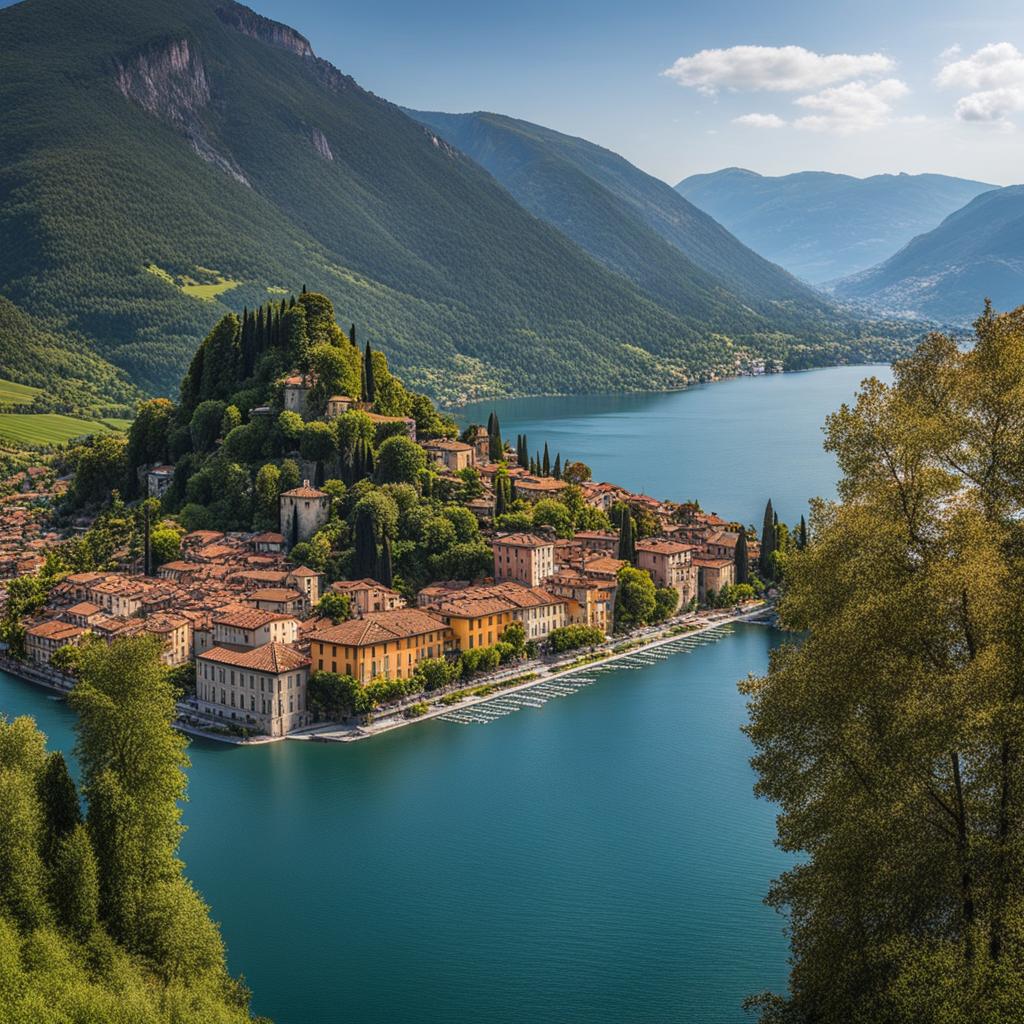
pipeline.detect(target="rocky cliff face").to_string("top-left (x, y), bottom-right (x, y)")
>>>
top-left (114, 37), bottom-right (249, 185)
top-left (214, 1), bottom-right (313, 58)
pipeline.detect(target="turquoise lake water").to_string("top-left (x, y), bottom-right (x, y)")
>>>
top-left (459, 363), bottom-right (893, 526)
top-left (0, 364), bottom-right (893, 1022)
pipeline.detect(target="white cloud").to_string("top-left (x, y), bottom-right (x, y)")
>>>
top-left (940, 44), bottom-right (961, 60)
top-left (792, 78), bottom-right (909, 134)
top-left (937, 43), bottom-right (1024, 125)
top-left (733, 112), bottom-right (786, 128)
top-left (662, 44), bottom-right (894, 94)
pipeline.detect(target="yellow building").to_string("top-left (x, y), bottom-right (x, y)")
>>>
top-left (308, 608), bottom-right (449, 683)
top-left (435, 595), bottom-right (517, 651)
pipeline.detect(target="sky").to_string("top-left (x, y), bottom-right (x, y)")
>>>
top-left (239, 0), bottom-right (1024, 185)
top-left (6, 0), bottom-right (1023, 185)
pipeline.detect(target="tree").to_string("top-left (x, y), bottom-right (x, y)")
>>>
top-left (413, 657), bottom-right (458, 692)
top-left (51, 823), bottom-right (99, 940)
top-left (562, 460), bottom-right (592, 485)
top-left (68, 434), bottom-right (129, 508)
top-left (314, 591), bottom-right (350, 624)
top-left (552, 453), bottom-right (561, 479)
top-left (352, 508), bottom-right (379, 578)
top-left (500, 621), bottom-right (527, 657)
top-left (532, 498), bottom-right (574, 538)
top-left (542, 442), bottom-right (551, 476)
top-left (488, 411), bottom-right (503, 461)
top-left (375, 434), bottom-right (426, 485)
top-left (759, 498), bottom-right (776, 578)
top-left (125, 398), bottom-right (174, 495)
top-left (363, 340), bottom-right (375, 403)
top-left (741, 309), bottom-right (1024, 1022)
top-left (548, 625), bottom-right (604, 652)
top-left (735, 529), bottom-right (750, 585)
top-left (189, 400), bottom-right (227, 454)
top-left (617, 509), bottom-right (635, 564)
top-left (797, 515), bottom-right (808, 550)
top-left (37, 751), bottom-right (81, 865)
top-left (301, 421), bottom-right (335, 485)
top-left (378, 534), bottom-right (394, 588)
top-left (652, 586), bottom-right (679, 622)
top-left (614, 566), bottom-right (656, 629)
top-left (253, 462), bottom-right (282, 531)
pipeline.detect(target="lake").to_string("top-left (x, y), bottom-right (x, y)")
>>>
top-left (459, 364), bottom-right (893, 526)
top-left (0, 364), bottom-right (889, 1023)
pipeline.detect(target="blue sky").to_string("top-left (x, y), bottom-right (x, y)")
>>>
top-left (248, 0), bottom-right (1024, 185)
top-left (8, 0), bottom-right (1024, 184)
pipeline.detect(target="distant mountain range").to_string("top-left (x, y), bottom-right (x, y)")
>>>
top-left (0, 0), bottom-right (913, 407)
top-left (676, 168), bottom-right (996, 284)
top-left (832, 185), bottom-right (1024, 323)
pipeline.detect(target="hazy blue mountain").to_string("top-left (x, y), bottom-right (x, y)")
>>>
top-left (832, 185), bottom-right (1024, 323)
top-left (675, 168), bottom-right (996, 283)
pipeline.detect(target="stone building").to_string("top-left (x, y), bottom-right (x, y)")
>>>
top-left (635, 539), bottom-right (699, 608)
top-left (492, 533), bottom-right (556, 588)
top-left (280, 481), bottom-right (331, 546)
top-left (421, 438), bottom-right (475, 473)
top-left (196, 642), bottom-right (311, 736)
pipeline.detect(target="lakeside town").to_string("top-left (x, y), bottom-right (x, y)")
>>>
top-left (0, 295), bottom-right (781, 743)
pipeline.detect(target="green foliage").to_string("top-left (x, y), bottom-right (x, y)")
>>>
top-left (614, 566), bottom-right (657, 629)
top-left (0, 0), bottom-right (914, 407)
top-left (314, 591), bottom-right (350, 624)
top-left (67, 435), bottom-right (128, 508)
top-left (375, 434), bottom-right (426, 485)
top-left (742, 309), bottom-right (1024, 1021)
top-left (548, 625), bottom-right (604, 652)
top-left (413, 657), bottom-right (459, 692)
top-left (0, 707), bottom-right (254, 1023)
top-left (652, 586), bottom-right (679, 621)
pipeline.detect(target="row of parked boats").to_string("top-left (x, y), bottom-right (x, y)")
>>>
top-left (438, 623), bottom-right (736, 726)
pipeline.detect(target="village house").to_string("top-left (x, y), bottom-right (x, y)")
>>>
top-left (324, 395), bottom-right (355, 420)
top-left (421, 438), bottom-right (475, 473)
top-left (196, 642), bottom-right (311, 737)
top-left (140, 612), bottom-right (192, 666)
top-left (635, 539), bottom-right (699, 608)
top-left (546, 571), bottom-right (617, 634)
top-left (146, 465), bottom-right (175, 498)
top-left (330, 578), bottom-right (405, 617)
top-left (572, 530), bottom-right (619, 555)
top-left (287, 564), bottom-right (323, 605)
top-left (248, 587), bottom-right (308, 617)
top-left (308, 608), bottom-right (449, 683)
top-left (282, 373), bottom-right (315, 416)
top-left (513, 475), bottom-right (567, 502)
top-left (693, 557), bottom-right (737, 604)
top-left (280, 481), bottom-right (331, 545)
top-left (493, 533), bottom-right (556, 588)
top-left (64, 601), bottom-right (105, 628)
top-left (421, 580), bottom-right (569, 645)
top-left (211, 608), bottom-right (300, 650)
top-left (25, 620), bottom-right (84, 667)
top-left (251, 531), bottom-right (287, 554)
top-left (469, 424), bottom-right (491, 464)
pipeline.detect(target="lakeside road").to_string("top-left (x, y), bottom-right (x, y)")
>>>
top-left (293, 603), bottom-right (773, 744)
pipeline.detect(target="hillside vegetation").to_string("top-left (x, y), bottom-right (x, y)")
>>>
top-left (676, 168), bottom-right (995, 283)
top-left (833, 185), bottom-right (1024, 322)
top-left (0, 0), bottom-right (910, 405)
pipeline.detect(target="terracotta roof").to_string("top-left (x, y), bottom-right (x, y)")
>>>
top-left (635, 539), bottom-right (699, 555)
top-left (331, 577), bottom-right (395, 593)
top-left (308, 608), bottom-right (446, 646)
top-left (249, 587), bottom-right (304, 603)
top-left (693, 557), bottom-right (735, 568)
top-left (213, 608), bottom-right (296, 630)
top-left (26, 620), bottom-right (83, 640)
top-left (281, 483), bottom-right (328, 499)
top-left (422, 439), bottom-right (473, 452)
top-left (251, 531), bottom-right (286, 543)
top-left (493, 532), bottom-right (552, 549)
top-left (287, 565), bottom-right (320, 577)
top-left (199, 642), bottom-right (309, 674)
top-left (66, 601), bottom-right (102, 616)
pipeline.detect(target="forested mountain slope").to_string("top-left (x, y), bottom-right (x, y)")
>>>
top-left (832, 185), bottom-right (1024, 323)
top-left (0, 0), bottom-right (909, 403)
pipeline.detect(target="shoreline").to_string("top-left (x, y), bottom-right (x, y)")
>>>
top-left (291, 603), bottom-right (774, 744)
top-left (0, 606), bottom-right (776, 747)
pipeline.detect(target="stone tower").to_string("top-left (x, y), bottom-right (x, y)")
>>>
top-left (280, 481), bottom-right (331, 547)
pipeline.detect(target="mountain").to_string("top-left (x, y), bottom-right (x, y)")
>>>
top-left (675, 168), bottom-right (996, 284)
top-left (406, 109), bottom-right (839, 328)
top-left (832, 185), bottom-right (1024, 323)
top-left (0, 0), bottom-right (908, 408)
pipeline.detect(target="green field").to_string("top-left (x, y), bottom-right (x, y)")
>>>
top-left (0, 378), bottom-right (43, 405)
top-left (0, 412), bottom-right (126, 447)
top-left (145, 262), bottom-right (240, 302)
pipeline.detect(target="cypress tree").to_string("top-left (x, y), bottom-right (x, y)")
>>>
top-left (378, 534), bottom-right (393, 588)
top-left (760, 499), bottom-right (776, 577)
top-left (353, 512), bottom-right (377, 578)
top-left (489, 412), bottom-right (503, 462)
top-left (496, 474), bottom-right (508, 516)
top-left (37, 752), bottom-right (81, 866)
top-left (51, 824), bottom-right (99, 941)
top-left (290, 504), bottom-right (299, 550)
top-left (618, 510), bottom-right (635, 564)
top-left (301, 283), bottom-right (307, 294)
top-left (350, 323), bottom-right (356, 347)
top-left (798, 515), bottom-right (808, 550)
top-left (553, 453), bottom-right (561, 480)
top-left (542, 443), bottom-right (550, 476)
top-left (363, 341), bottom-right (376, 404)
top-left (735, 530), bottom-right (750, 585)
